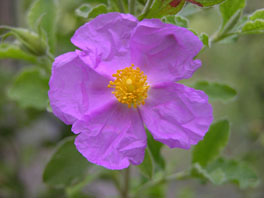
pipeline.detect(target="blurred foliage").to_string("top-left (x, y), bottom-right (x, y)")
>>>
top-left (0, 0), bottom-right (264, 198)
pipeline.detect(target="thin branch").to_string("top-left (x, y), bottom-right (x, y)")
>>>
top-left (121, 167), bottom-right (130, 198)
top-left (139, 0), bottom-right (154, 20)
top-left (128, 0), bottom-right (136, 14)
top-left (117, 0), bottom-right (125, 13)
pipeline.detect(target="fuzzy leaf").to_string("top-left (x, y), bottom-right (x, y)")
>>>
top-left (193, 81), bottom-right (237, 100)
top-left (241, 19), bottom-right (264, 34)
top-left (43, 137), bottom-right (90, 187)
top-left (27, 0), bottom-right (57, 53)
top-left (199, 33), bottom-right (210, 47)
top-left (250, 9), bottom-right (264, 21)
top-left (219, 0), bottom-right (246, 30)
top-left (192, 158), bottom-right (259, 189)
top-left (192, 120), bottom-right (230, 167)
top-left (7, 68), bottom-right (49, 110)
top-left (163, 15), bottom-right (189, 27)
top-left (75, 4), bottom-right (108, 19)
top-left (195, 0), bottom-right (225, 7)
top-left (141, 0), bottom-right (185, 19)
top-left (0, 43), bottom-right (37, 63)
top-left (137, 148), bottom-right (154, 179)
top-left (146, 130), bottom-right (165, 169)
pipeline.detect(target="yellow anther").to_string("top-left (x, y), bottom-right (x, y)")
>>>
top-left (108, 65), bottom-right (150, 108)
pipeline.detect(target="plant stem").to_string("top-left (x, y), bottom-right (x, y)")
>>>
top-left (211, 32), bottom-right (236, 44)
top-left (121, 167), bottom-right (130, 198)
top-left (128, 0), bottom-right (136, 14)
top-left (132, 171), bottom-right (189, 195)
top-left (117, 0), bottom-right (125, 13)
top-left (139, 0), bottom-right (154, 20)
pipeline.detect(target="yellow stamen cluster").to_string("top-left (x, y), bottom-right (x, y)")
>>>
top-left (108, 64), bottom-right (150, 108)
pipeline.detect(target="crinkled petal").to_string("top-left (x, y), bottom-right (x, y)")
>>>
top-left (48, 52), bottom-right (114, 125)
top-left (72, 102), bottom-right (147, 170)
top-left (130, 19), bottom-right (203, 85)
top-left (71, 13), bottom-right (138, 77)
top-left (139, 83), bottom-right (213, 149)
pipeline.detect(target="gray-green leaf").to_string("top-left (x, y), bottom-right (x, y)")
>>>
top-left (193, 81), bottom-right (237, 100)
top-left (7, 68), bottom-right (49, 110)
top-left (162, 15), bottom-right (189, 27)
top-left (195, 0), bottom-right (226, 7)
top-left (146, 129), bottom-right (165, 169)
top-left (241, 19), bottom-right (264, 34)
top-left (140, 0), bottom-right (185, 19)
top-left (75, 4), bottom-right (108, 19)
top-left (192, 120), bottom-right (230, 167)
top-left (137, 148), bottom-right (154, 179)
top-left (0, 43), bottom-right (37, 63)
top-left (43, 137), bottom-right (90, 187)
top-left (250, 8), bottom-right (264, 21)
top-left (27, 0), bottom-right (57, 53)
top-left (199, 33), bottom-right (210, 47)
top-left (192, 158), bottom-right (259, 189)
top-left (219, 0), bottom-right (246, 30)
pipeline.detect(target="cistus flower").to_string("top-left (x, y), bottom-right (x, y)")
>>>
top-left (48, 13), bottom-right (213, 170)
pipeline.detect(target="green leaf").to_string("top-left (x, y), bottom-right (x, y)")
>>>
top-left (194, 0), bottom-right (225, 7)
top-left (241, 19), bottom-right (264, 34)
top-left (239, 9), bottom-right (264, 34)
top-left (75, 4), bottom-right (108, 19)
top-left (181, 3), bottom-right (202, 17)
top-left (27, 0), bottom-right (57, 53)
top-left (162, 15), bottom-right (189, 27)
top-left (7, 68), bottom-right (49, 110)
top-left (199, 33), bottom-right (210, 47)
top-left (192, 158), bottom-right (259, 189)
top-left (141, 0), bottom-right (185, 19)
top-left (137, 148), bottom-right (154, 179)
top-left (192, 162), bottom-right (227, 185)
top-left (43, 137), bottom-right (90, 188)
top-left (0, 43), bottom-right (37, 63)
top-left (75, 4), bottom-right (92, 18)
top-left (219, 0), bottom-right (246, 30)
top-left (146, 130), bottom-right (165, 169)
top-left (193, 81), bottom-right (237, 100)
top-left (250, 9), bottom-right (264, 21)
top-left (192, 120), bottom-right (230, 167)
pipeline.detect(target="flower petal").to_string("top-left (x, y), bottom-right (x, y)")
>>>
top-left (48, 52), bottom-right (114, 125)
top-left (139, 83), bottom-right (213, 149)
top-left (71, 13), bottom-right (138, 77)
top-left (72, 102), bottom-right (147, 170)
top-left (130, 19), bottom-right (203, 85)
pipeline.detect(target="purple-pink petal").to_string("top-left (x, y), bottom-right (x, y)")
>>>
top-left (72, 102), bottom-right (147, 170)
top-left (71, 13), bottom-right (138, 78)
top-left (48, 51), bottom-right (114, 125)
top-left (130, 19), bottom-right (203, 85)
top-left (139, 83), bottom-right (213, 149)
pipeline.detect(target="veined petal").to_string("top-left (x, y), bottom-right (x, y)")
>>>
top-left (139, 83), bottom-right (213, 149)
top-left (130, 19), bottom-right (203, 85)
top-left (71, 13), bottom-right (138, 77)
top-left (48, 52), bottom-right (114, 125)
top-left (72, 102), bottom-right (147, 170)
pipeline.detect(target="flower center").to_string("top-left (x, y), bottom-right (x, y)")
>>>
top-left (108, 64), bottom-right (150, 108)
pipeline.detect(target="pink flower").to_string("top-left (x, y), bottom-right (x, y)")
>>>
top-left (48, 13), bottom-right (213, 170)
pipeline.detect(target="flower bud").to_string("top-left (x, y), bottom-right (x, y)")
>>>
top-left (0, 26), bottom-right (48, 56)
